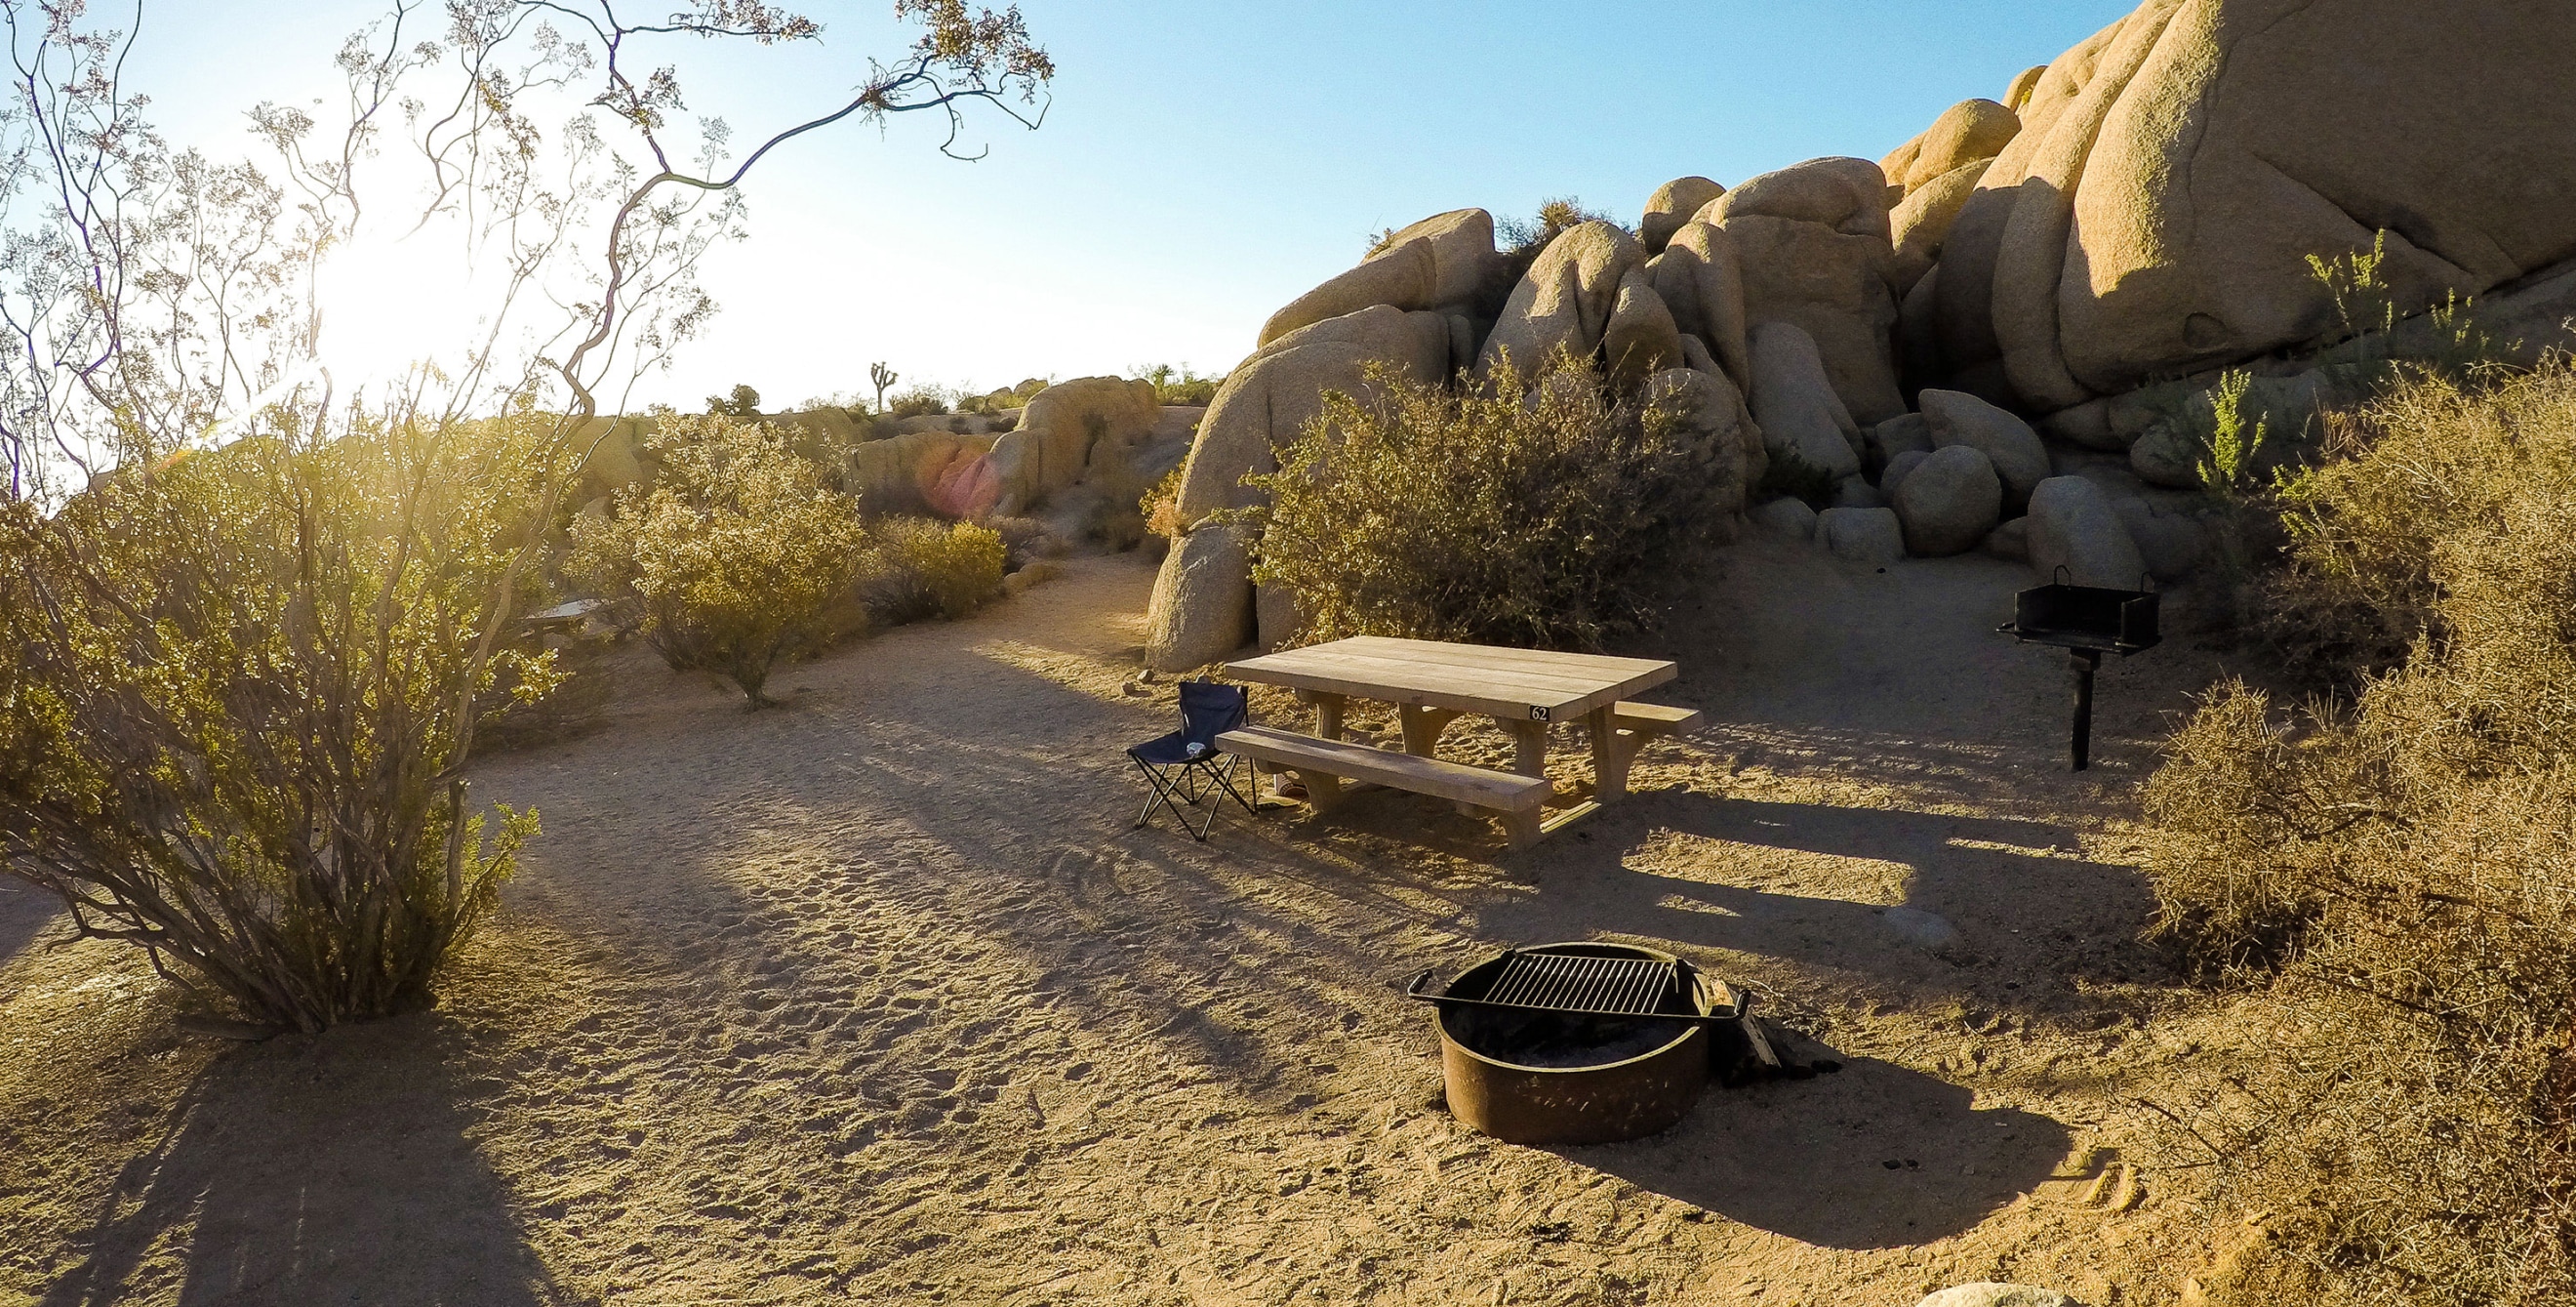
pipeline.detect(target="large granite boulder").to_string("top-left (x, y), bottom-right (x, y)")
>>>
top-left (1707, 158), bottom-right (1906, 424)
top-left (1147, 306), bottom-right (1450, 673)
top-left (2027, 475), bottom-right (2148, 589)
top-left (1705, 156), bottom-right (1894, 243)
top-left (1640, 366), bottom-right (1754, 532)
top-left (1882, 99), bottom-right (2021, 194)
top-left (1892, 443), bottom-right (2003, 555)
top-left (1819, 506), bottom-right (1906, 565)
top-left (1477, 221), bottom-right (1646, 378)
top-left (989, 376), bottom-right (1160, 514)
top-left (1602, 268), bottom-right (1684, 389)
top-left (1748, 321), bottom-right (1864, 485)
top-left (1145, 520), bottom-right (1254, 672)
top-left (1654, 221), bottom-right (1754, 392)
top-left (1259, 208), bottom-right (1502, 347)
top-left (1640, 176), bottom-right (1726, 254)
top-left (1935, 0), bottom-right (2576, 412)
top-left (1922, 388), bottom-right (2050, 511)
top-left (1175, 306), bottom-right (1450, 522)
top-left (1890, 160), bottom-right (1992, 294)
top-left (849, 429), bottom-right (998, 517)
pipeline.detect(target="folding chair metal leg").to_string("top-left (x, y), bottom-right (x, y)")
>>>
top-left (1130, 756), bottom-right (1193, 833)
top-left (1190, 756), bottom-right (1257, 840)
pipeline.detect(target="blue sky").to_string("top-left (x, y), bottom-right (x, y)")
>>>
top-left (125, 1), bottom-right (2133, 410)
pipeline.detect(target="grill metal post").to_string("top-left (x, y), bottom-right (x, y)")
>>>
top-left (2071, 648), bottom-right (2103, 771)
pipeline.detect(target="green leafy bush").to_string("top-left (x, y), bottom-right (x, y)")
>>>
top-left (864, 516), bottom-right (1006, 624)
top-left (570, 412), bottom-right (868, 707)
top-left (1132, 363), bottom-right (1223, 406)
top-left (2139, 363), bottom-right (2576, 1305)
top-left (1232, 356), bottom-right (1731, 650)
top-left (1141, 464), bottom-right (1186, 541)
top-left (1, 423), bottom-right (545, 1031)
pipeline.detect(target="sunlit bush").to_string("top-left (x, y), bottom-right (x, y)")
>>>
top-left (0, 421), bottom-right (548, 1031)
top-left (1235, 355), bottom-right (1732, 650)
top-left (2139, 363), bottom-right (2576, 1304)
top-left (570, 412), bottom-right (868, 707)
top-left (863, 516), bottom-right (1006, 624)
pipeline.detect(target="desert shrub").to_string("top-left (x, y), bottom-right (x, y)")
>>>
top-left (1496, 196), bottom-right (1624, 254)
top-left (0, 423), bottom-right (547, 1032)
top-left (2139, 363), bottom-right (2576, 1304)
top-left (863, 516), bottom-right (1006, 624)
top-left (1132, 363), bottom-right (1223, 406)
top-left (477, 638), bottom-right (612, 752)
top-left (2258, 365), bottom-right (2576, 691)
top-left (569, 413), bottom-right (868, 707)
top-left (705, 383), bottom-right (762, 417)
top-left (1755, 444), bottom-right (1838, 506)
top-left (984, 514), bottom-right (1057, 569)
top-left (1141, 465), bottom-right (1187, 540)
top-left (887, 387), bottom-right (951, 419)
top-left (1233, 355), bottom-right (1732, 650)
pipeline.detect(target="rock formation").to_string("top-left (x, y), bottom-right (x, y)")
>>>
top-left (1137, 0), bottom-right (2576, 667)
top-left (1924, 0), bottom-right (2576, 415)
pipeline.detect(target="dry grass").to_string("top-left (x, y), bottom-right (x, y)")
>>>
top-left (2140, 365), bottom-right (2576, 1304)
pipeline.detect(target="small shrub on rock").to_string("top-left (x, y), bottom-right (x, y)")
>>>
top-left (1234, 356), bottom-right (1732, 650)
top-left (569, 413), bottom-right (867, 707)
top-left (1132, 363), bottom-right (1223, 406)
top-left (887, 388), bottom-right (950, 419)
top-left (864, 516), bottom-right (1006, 624)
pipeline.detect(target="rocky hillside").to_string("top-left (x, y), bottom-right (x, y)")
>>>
top-left (1143, 0), bottom-right (2576, 672)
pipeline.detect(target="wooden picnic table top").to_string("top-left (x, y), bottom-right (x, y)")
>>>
top-left (1226, 635), bottom-right (1675, 723)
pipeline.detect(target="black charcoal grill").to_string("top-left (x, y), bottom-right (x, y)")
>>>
top-left (1407, 942), bottom-right (1753, 1145)
top-left (1998, 570), bottom-right (2161, 770)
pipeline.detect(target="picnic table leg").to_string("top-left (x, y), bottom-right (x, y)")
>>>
top-left (1588, 705), bottom-right (1634, 801)
top-left (1305, 690), bottom-right (1347, 742)
top-left (1398, 705), bottom-right (1460, 756)
top-left (1507, 717), bottom-right (1550, 783)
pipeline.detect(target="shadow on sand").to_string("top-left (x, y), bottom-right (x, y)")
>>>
top-left (0, 878), bottom-right (65, 971)
top-left (40, 1013), bottom-right (560, 1307)
top-left (1559, 1045), bottom-right (2071, 1248)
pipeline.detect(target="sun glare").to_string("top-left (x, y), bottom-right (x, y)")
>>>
top-left (309, 226), bottom-right (498, 389)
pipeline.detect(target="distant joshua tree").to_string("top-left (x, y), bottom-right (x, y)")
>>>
top-left (706, 383), bottom-right (762, 417)
top-left (870, 361), bottom-right (899, 415)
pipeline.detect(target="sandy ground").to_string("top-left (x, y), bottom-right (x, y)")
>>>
top-left (2, 541), bottom-right (2275, 1306)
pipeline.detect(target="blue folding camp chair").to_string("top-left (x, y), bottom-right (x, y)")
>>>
top-left (1129, 679), bottom-right (1256, 839)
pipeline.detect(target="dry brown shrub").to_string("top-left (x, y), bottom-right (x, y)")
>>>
top-left (2141, 364), bottom-right (2576, 1303)
top-left (1231, 354), bottom-right (1732, 650)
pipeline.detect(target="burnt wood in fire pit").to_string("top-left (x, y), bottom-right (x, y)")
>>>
top-left (1997, 571), bottom-right (2161, 771)
top-left (1412, 942), bottom-right (1749, 1145)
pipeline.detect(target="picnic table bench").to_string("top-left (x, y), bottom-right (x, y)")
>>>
top-left (1216, 635), bottom-right (1703, 848)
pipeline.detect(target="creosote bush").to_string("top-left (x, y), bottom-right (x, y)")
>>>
top-left (863, 516), bottom-right (1006, 624)
top-left (570, 413), bottom-right (868, 707)
top-left (1233, 355), bottom-right (1731, 650)
top-left (1, 425), bottom-right (545, 1032)
top-left (2139, 363), bottom-right (2576, 1305)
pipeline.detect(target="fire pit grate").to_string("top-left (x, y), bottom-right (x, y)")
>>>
top-left (1407, 948), bottom-right (1743, 1024)
top-left (1484, 951), bottom-right (1672, 1017)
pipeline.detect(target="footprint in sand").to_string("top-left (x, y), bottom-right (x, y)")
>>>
top-left (2036, 1145), bottom-right (2146, 1213)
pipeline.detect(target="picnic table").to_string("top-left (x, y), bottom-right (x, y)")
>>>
top-left (1216, 635), bottom-right (1697, 847)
